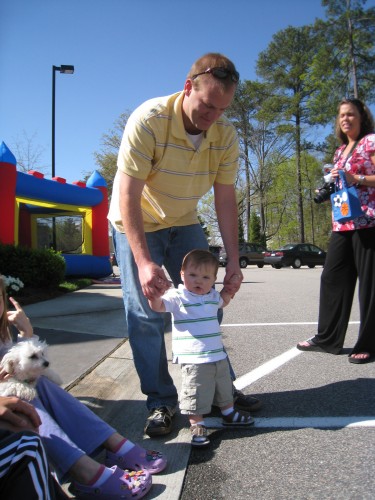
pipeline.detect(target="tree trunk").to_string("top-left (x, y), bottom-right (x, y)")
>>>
top-left (295, 112), bottom-right (305, 242)
top-left (346, 0), bottom-right (359, 97)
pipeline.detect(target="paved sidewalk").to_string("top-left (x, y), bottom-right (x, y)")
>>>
top-left (24, 282), bottom-right (127, 386)
top-left (23, 280), bottom-right (190, 499)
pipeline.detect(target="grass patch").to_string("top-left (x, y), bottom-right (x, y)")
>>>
top-left (13, 278), bottom-right (93, 306)
top-left (59, 278), bottom-right (92, 293)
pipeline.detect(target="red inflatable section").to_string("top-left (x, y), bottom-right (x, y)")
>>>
top-left (0, 160), bottom-right (17, 245)
top-left (0, 141), bottom-right (112, 278)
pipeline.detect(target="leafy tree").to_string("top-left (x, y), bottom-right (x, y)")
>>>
top-left (198, 189), bottom-right (245, 246)
top-left (198, 214), bottom-right (210, 239)
top-left (249, 211), bottom-right (266, 246)
top-left (265, 152), bottom-right (332, 249)
top-left (227, 81), bottom-right (259, 235)
top-left (227, 81), bottom-right (293, 244)
top-left (308, 0), bottom-right (375, 122)
top-left (10, 131), bottom-right (48, 174)
top-left (92, 111), bottom-right (131, 195)
top-left (256, 25), bottom-right (321, 243)
top-left (238, 209), bottom-right (245, 243)
top-left (197, 191), bottom-right (223, 245)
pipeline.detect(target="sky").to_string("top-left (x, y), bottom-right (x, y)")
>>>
top-left (1, 0), bottom-right (374, 184)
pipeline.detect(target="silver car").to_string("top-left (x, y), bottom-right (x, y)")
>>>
top-left (219, 242), bottom-right (267, 268)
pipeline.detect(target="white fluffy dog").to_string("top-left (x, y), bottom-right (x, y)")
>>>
top-left (0, 338), bottom-right (62, 401)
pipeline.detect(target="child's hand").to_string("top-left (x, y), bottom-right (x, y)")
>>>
top-left (0, 367), bottom-right (10, 381)
top-left (156, 278), bottom-right (171, 294)
top-left (223, 273), bottom-right (243, 298)
top-left (7, 297), bottom-right (33, 338)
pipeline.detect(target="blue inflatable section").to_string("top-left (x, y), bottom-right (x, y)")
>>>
top-left (16, 172), bottom-right (103, 207)
top-left (63, 254), bottom-right (112, 278)
top-left (86, 170), bottom-right (107, 188)
top-left (0, 141), bottom-right (16, 164)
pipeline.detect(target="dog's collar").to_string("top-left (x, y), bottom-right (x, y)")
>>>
top-left (22, 378), bottom-right (37, 384)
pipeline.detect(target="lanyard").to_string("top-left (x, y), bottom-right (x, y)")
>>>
top-left (335, 140), bottom-right (359, 168)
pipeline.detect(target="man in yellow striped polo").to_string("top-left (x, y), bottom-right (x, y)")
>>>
top-left (108, 52), bottom-right (261, 437)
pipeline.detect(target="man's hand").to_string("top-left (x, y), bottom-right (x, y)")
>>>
top-left (0, 396), bottom-right (41, 432)
top-left (138, 262), bottom-right (171, 300)
top-left (223, 261), bottom-right (243, 297)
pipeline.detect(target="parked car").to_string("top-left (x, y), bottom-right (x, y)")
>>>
top-left (264, 243), bottom-right (326, 269)
top-left (219, 242), bottom-right (267, 268)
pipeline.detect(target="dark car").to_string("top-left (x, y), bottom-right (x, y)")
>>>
top-left (264, 243), bottom-right (326, 269)
top-left (219, 242), bottom-right (267, 268)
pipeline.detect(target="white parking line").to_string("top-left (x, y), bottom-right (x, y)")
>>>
top-left (233, 347), bottom-right (302, 389)
top-left (254, 417), bottom-right (375, 428)
top-left (224, 326), bottom-right (375, 429)
top-left (204, 416), bottom-right (375, 429)
top-left (222, 321), bottom-right (360, 327)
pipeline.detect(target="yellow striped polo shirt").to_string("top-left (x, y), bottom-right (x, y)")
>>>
top-left (109, 91), bottom-right (239, 233)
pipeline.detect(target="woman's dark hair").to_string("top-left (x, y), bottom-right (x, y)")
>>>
top-left (335, 98), bottom-right (375, 144)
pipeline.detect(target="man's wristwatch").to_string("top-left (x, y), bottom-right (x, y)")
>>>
top-left (356, 175), bottom-right (365, 186)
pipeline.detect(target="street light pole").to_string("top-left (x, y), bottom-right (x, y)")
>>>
top-left (52, 65), bottom-right (74, 178)
top-left (51, 64), bottom-right (74, 248)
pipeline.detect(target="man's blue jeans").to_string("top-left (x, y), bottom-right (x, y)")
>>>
top-left (113, 223), bottom-right (235, 411)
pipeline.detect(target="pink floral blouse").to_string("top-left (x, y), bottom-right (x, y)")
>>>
top-left (332, 133), bottom-right (375, 232)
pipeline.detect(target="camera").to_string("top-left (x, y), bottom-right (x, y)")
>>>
top-left (313, 164), bottom-right (335, 204)
top-left (313, 182), bottom-right (335, 204)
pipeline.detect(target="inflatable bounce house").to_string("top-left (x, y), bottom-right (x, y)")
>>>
top-left (0, 141), bottom-right (112, 278)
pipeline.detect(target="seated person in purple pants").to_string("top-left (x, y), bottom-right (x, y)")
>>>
top-left (0, 275), bottom-right (166, 499)
top-left (0, 394), bottom-right (68, 499)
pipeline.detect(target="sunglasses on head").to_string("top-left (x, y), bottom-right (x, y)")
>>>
top-left (191, 67), bottom-right (240, 83)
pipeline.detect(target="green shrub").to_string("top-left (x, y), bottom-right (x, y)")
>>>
top-left (0, 243), bottom-right (66, 288)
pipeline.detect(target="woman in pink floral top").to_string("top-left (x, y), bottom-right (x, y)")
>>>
top-left (297, 98), bottom-right (375, 363)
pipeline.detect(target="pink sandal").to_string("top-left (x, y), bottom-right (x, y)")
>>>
top-left (106, 443), bottom-right (167, 474)
top-left (73, 465), bottom-right (152, 499)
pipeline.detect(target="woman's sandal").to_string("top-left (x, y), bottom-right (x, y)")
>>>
top-left (296, 338), bottom-right (326, 352)
top-left (73, 465), bottom-right (152, 499)
top-left (348, 352), bottom-right (374, 364)
top-left (222, 409), bottom-right (255, 427)
top-left (106, 443), bottom-right (167, 474)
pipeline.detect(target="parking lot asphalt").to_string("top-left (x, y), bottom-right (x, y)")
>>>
top-left (23, 266), bottom-right (375, 499)
top-left (182, 266), bottom-right (375, 500)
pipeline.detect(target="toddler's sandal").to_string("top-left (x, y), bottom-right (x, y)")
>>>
top-left (106, 444), bottom-right (167, 474)
top-left (190, 424), bottom-right (210, 447)
top-left (73, 465), bottom-right (152, 499)
top-left (222, 409), bottom-right (255, 427)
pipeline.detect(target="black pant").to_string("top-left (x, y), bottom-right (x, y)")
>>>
top-left (313, 227), bottom-right (375, 355)
top-left (0, 430), bottom-right (68, 500)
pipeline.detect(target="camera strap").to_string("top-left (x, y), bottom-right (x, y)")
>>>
top-left (334, 140), bottom-right (359, 189)
top-left (335, 140), bottom-right (359, 168)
